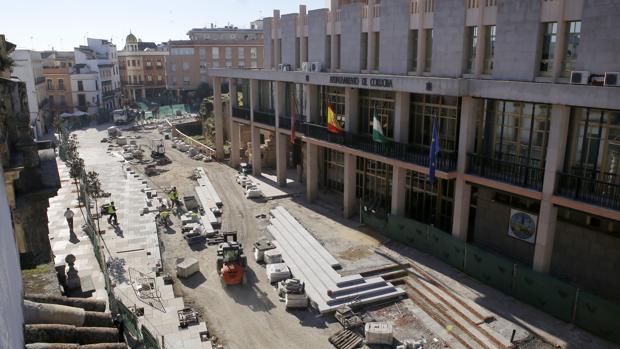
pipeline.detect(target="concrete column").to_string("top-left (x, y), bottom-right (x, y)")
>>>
top-left (344, 87), bottom-right (359, 133)
top-left (230, 122), bottom-right (240, 168)
top-left (391, 166), bottom-right (407, 216)
top-left (416, 9), bottom-right (426, 75)
top-left (343, 153), bottom-right (357, 218)
top-left (274, 10), bottom-right (281, 67)
top-left (533, 104), bottom-right (570, 273)
top-left (451, 97), bottom-right (480, 240)
top-left (251, 126), bottom-right (262, 176)
top-left (367, 0), bottom-right (376, 71)
top-left (306, 143), bottom-right (319, 202)
top-left (299, 5), bottom-right (307, 68)
top-left (229, 78), bottom-right (237, 107)
top-left (274, 81), bottom-right (287, 186)
top-left (552, 20), bottom-right (568, 81)
top-left (141, 88), bottom-right (146, 99)
top-left (213, 77), bottom-right (224, 160)
top-left (304, 84), bottom-right (319, 123)
top-left (394, 92), bottom-right (410, 143)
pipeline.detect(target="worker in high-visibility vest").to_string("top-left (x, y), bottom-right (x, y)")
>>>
top-left (168, 187), bottom-right (180, 208)
top-left (107, 202), bottom-right (118, 225)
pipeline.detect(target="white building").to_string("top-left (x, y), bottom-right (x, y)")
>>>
top-left (74, 38), bottom-right (121, 110)
top-left (70, 64), bottom-right (101, 115)
top-left (10, 50), bottom-right (47, 138)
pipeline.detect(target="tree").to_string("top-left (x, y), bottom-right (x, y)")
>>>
top-left (68, 155), bottom-right (87, 223)
top-left (83, 171), bottom-right (111, 259)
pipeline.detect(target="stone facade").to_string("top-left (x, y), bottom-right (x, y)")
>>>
top-left (1, 38), bottom-right (60, 267)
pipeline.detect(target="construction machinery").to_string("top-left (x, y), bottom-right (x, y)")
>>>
top-left (151, 139), bottom-right (171, 165)
top-left (216, 232), bottom-right (247, 287)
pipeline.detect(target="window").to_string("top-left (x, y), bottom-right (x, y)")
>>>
top-left (183, 76), bottom-right (190, 87)
top-left (409, 30), bottom-right (418, 72)
top-left (47, 79), bottom-right (52, 90)
top-left (373, 32), bottom-right (380, 70)
top-left (302, 37), bottom-right (309, 63)
top-left (539, 22), bottom-right (558, 76)
top-left (95, 80), bottom-right (98, 90)
top-left (78, 94), bottom-right (86, 107)
top-left (466, 26), bottom-right (478, 74)
top-left (77, 81), bottom-right (84, 91)
top-left (199, 47), bottom-right (206, 59)
top-left (60, 95), bottom-right (66, 105)
top-left (58, 79), bottom-right (64, 90)
top-left (562, 21), bottom-right (581, 77)
top-left (258, 80), bottom-right (274, 112)
top-left (295, 37), bottom-right (301, 68)
top-left (156, 60), bottom-right (162, 67)
top-left (356, 158), bottom-right (393, 211)
top-left (225, 47), bottom-right (232, 59)
top-left (360, 90), bottom-right (395, 138)
top-left (146, 61), bottom-right (152, 67)
top-left (157, 75), bottom-right (162, 81)
top-left (182, 62), bottom-right (189, 71)
top-left (238, 47), bottom-right (245, 59)
top-left (360, 33), bottom-right (368, 70)
top-left (251, 61), bottom-right (257, 68)
top-left (335, 34), bottom-right (341, 70)
top-left (213, 61), bottom-right (220, 68)
top-left (484, 25), bottom-right (496, 74)
top-left (212, 47), bottom-right (220, 60)
top-left (170, 47), bottom-right (195, 55)
top-left (147, 75), bottom-right (152, 82)
top-left (409, 94), bottom-right (460, 153)
top-left (323, 148), bottom-right (345, 193)
top-left (405, 171), bottom-right (454, 233)
top-left (424, 29), bottom-right (433, 72)
top-left (319, 86), bottom-right (345, 127)
top-left (250, 47), bottom-right (257, 59)
top-left (225, 60), bottom-right (232, 68)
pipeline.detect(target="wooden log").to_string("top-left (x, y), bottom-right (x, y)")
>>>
top-left (25, 294), bottom-right (106, 312)
top-left (25, 324), bottom-right (119, 345)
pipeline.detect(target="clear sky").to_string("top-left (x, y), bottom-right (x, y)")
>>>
top-left (4, 0), bottom-right (328, 51)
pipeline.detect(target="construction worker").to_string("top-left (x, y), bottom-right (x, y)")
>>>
top-left (107, 202), bottom-right (118, 225)
top-left (157, 206), bottom-right (171, 227)
top-left (168, 187), bottom-right (179, 208)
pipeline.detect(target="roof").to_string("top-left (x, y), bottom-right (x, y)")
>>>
top-left (138, 42), bottom-right (158, 51)
top-left (168, 39), bottom-right (263, 46)
top-left (126, 33), bottom-right (137, 44)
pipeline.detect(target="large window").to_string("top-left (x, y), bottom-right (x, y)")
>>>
top-left (323, 148), bottom-right (344, 193)
top-left (475, 100), bottom-right (551, 168)
top-left (225, 47), bottom-right (232, 59)
top-left (319, 86), bottom-right (345, 126)
top-left (212, 47), bottom-right (220, 60)
top-left (373, 32), bottom-right (380, 70)
top-left (562, 21), bottom-right (581, 77)
top-left (483, 25), bottom-right (495, 74)
top-left (171, 47), bottom-right (195, 56)
top-left (409, 30), bottom-right (418, 72)
top-left (424, 29), bottom-right (433, 72)
top-left (238, 47), bottom-right (245, 60)
top-left (58, 79), bottom-right (64, 90)
top-left (539, 22), bottom-right (558, 76)
top-left (257, 80), bottom-right (274, 112)
top-left (326, 35), bottom-right (331, 69)
top-left (409, 94), bottom-right (460, 153)
top-left (335, 34), bottom-right (341, 70)
top-left (285, 83), bottom-right (304, 119)
top-left (405, 172), bottom-right (454, 233)
top-left (356, 158), bottom-right (392, 211)
top-left (465, 26), bottom-right (478, 74)
top-left (359, 90), bottom-right (395, 138)
top-left (565, 107), bottom-right (620, 182)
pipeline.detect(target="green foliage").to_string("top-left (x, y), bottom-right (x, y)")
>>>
top-left (84, 171), bottom-right (104, 199)
top-left (68, 157), bottom-right (85, 180)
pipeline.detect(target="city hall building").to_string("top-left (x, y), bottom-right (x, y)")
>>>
top-left (209, 0), bottom-right (620, 302)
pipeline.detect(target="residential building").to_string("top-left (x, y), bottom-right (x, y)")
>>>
top-left (70, 64), bottom-right (101, 114)
top-left (74, 38), bottom-right (122, 110)
top-left (166, 25), bottom-right (263, 100)
top-left (210, 0), bottom-right (620, 305)
top-left (41, 51), bottom-right (75, 118)
top-left (118, 33), bottom-right (168, 103)
top-left (10, 50), bottom-right (48, 138)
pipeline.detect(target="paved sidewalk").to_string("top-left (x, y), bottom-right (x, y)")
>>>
top-left (76, 127), bottom-right (211, 349)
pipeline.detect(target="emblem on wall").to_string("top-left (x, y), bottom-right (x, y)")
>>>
top-left (508, 209), bottom-right (538, 244)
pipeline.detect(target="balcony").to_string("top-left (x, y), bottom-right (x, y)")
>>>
top-left (467, 153), bottom-right (545, 191)
top-left (278, 116), bottom-right (305, 132)
top-left (253, 110), bottom-right (276, 126)
top-left (304, 123), bottom-right (456, 171)
top-left (556, 172), bottom-right (620, 211)
top-left (231, 106), bottom-right (251, 121)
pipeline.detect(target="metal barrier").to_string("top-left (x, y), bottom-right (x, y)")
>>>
top-left (467, 153), bottom-right (545, 191)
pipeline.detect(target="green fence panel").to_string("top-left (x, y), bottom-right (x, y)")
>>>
top-left (387, 215), bottom-right (430, 252)
top-left (464, 245), bottom-right (514, 295)
top-left (142, 325), bottom-right (160, 349)
top-left (574, 291), bottom-right (620, 345)
top-left (118, 301), bottom-right (142, 341)
top-left (362, 211), bottom-right (387, 232)
top-left (428, 226), bottom-right (466, 270)
top-left (512, 266), bottom-right (577, 322)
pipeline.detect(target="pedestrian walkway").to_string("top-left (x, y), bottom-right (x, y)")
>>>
top-left (76, 127), bottom-right (211, 349)
top-left (47, 160), bottom-right (108, 305)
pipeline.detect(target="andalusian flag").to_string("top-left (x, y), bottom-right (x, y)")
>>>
top-left (372, 108), bottom-right (387, 143)
top-left (327, 105), bottom-right (343, 133)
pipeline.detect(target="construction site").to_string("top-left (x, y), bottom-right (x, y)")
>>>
top-left (27, 117), bottom-right (609, 349)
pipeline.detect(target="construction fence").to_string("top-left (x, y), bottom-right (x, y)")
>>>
top-left (361, 210), bottom-right (620, 345)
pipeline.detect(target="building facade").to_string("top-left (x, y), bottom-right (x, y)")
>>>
top-left (10, 50), bottom-right (48, 138)
top-left (41, 51), bottom-right (75, 119)
top-left (210, 0), bottom-right (620, 304)
top-left (75, 38), bottom-right (122, 110)
top-left (167, 25), bottom-right (264, 100)
top-left (118, 33), bottom-right (168, 103)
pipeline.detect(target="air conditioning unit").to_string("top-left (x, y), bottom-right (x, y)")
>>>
top-left (277, 63), bottom-right (283, 71)
top-left (301, 62), bottom-right (311, 72)
top-left (604, 72), bottom-right (620, 87)
top-left (309, 62), bottom-right (322, 72)
top-left (570, 71), bottom-right (589, 85)
top-left (281, 64), bottom-right (292, 72)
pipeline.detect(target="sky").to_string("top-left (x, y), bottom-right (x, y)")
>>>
top-left (4, 0), bottom-right (328, 51)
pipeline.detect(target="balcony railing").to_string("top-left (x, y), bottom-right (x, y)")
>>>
top-left (556, 172), bottom-right (620, 211)
top-left (231, 106), bottom-right (251, 120)
top-left (253, 110), bottom-right (276, 126)
top-left (278, 116), bottom-right (305, 132)
top-left (467, 153), bottom-right (545, 191)
top-left (303, 123), bottom-right (456, 171)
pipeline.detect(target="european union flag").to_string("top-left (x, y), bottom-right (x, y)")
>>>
top-left (428, 118), bottom-right (440, 184)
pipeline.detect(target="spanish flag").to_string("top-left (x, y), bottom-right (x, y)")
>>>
top-left (327, 105), bottom-right (343, 133)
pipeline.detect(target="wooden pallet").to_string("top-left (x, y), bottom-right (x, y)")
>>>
top-left (328, 329), bottom-right (363, 349)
